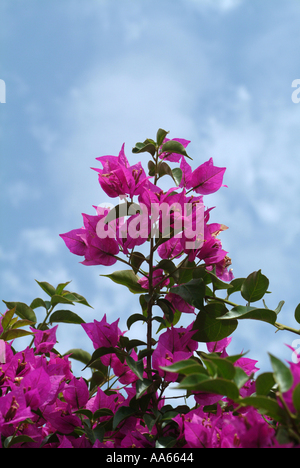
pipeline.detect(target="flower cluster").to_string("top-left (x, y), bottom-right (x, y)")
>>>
top-left (1, 311), bottom-right (299, 448)
top-left (60, 136), bottom-right (233, 281)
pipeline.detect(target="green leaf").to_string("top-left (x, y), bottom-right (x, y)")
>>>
top-left (63, 291), bottom-right (93, 308)
top-left (2, 301), bottom-right (37, 323)
top-left (177, 259), bottom-right (196, 285)
top-left (170, 278), bottom-right (206, 310)
top-left (292, 383), bottom-right (300, 412)
top-left (174, 372), bottom-right (211, 389)
top-left (227, 278), bottom-right (245, 297)
top-left (274, 300), bottom-right (285, 315)
top-left (171, 168), bottom-right (183, 187)
top-left (160, 358), bottom-right (208, 376)
top-left (74, 409), bottom-right (94, 420)
top-left (237, 396), bottom-right (286, 422)
top-left (127, 313), bottom-right (146, 330)
top-left (30, 297), bottom-right (48, 310)
top-left (113, 406), bottom-right (137, 430)
top-left (65, 348), bottom-right (92, 366)
top-left (160, 140), bottom-right (191, 159)
top-left (155, 309), bottom-right (182, 333)
top-left (156, 128), bottom-right (169, 147)
top-left (156, 259), bottom-right (179, 282)
top-left (101, 270), bottom-right (144, 294)
top-left (148, 160), bottom-right (156, 176)
top-left (136, 378), bottom-right (153, 398)
top-left (84, 347), bottom-right (121, 370)
top-left (240, 270), bottom-right (269, 303)
top-left (4, 434), bottom-right (36, 448)
top-left (192, 303), bottom-right (238, 343)
top-left (125, 339), bottom-right (147, 352)
top-left (50, 295), bottom-right (75, 307)
top-left (132, 141), bottom-right (156, 157)
top-left (157, 298), bottom-right (175, 323)
top-left (202, 355), bottom-right (236, 380)
top-left (1, 307), bottom-right (16, 330)
top-left (269, 353), bottom-right (293, 393)
top-left (35, 280), bottom-right (56, 297)
top-left (83, 421), bottom-right (105, 444)
top-left (196, 268), bottom-right (233, 291)
top-left (155, 436), bottom-right (177, 449)
top-left (177, 375), bottom-right (240, 400)
top-left (233, 367), bottom-right (250, 389)
top-left (217, 305), bottom-right (277, 325)
top-left (49, 310), bottom-right (85, 325)
top-left (130, 251), bottom-right (146, 274)
top-left (125, 355), bottom-right (144, 380)
top-left (11, 319), bottom-right (35, 329)
top-left (56, 281), bottom-right (72, 295)
top-left (158, 161), bottom-right (173, 178)
top-left (295, 303), bottom-right (300, 325)
top-left (139, 294), bottom-right (149, 316)
top-left (93, 408), bottom-right (114, 419)
top-left (1, 329), bottom-right (34, 341)
top-left (255, 372), bottom-right (276, 396)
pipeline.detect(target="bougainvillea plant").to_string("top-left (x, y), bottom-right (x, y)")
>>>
top-left (1, 128), bottom-right (300, 449)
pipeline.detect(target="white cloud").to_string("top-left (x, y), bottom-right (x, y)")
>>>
top-left (41, 54), bottom-right (202, 220)
top-left (20, 228), bottom-right (61, 256)
top-left (6, 181), bottom-right (40, 208)
top-left (185, 0), bottom-right (243, 13)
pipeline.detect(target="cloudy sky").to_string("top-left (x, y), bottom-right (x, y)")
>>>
top-left (1, 0), bottom-right (300, 377)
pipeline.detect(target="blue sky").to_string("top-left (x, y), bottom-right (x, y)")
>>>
top-left (1, 0), bottom-right (300, 377)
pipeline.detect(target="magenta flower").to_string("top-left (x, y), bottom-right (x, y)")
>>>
top-left (44, 352), bottom-right (73, 382)
top-left (18, 366), bottom-right (52, 411)
top-left (207, 337), bottom-right (232, 355)
top-left (60, 208), bottom-right (119, 266)
top-left (63, 376), bottom-right (89, 410)
top-left (30, 325), bottom-right (58, 354)
top-left (184, 413), bottom-right (216, 448)
top-left (86, 387), bottom-right (124, 420)
top-left (57, 435), bottom-right (74, 448)
top-left (157, 324), bottom-right (198, 355)
top-left (153, 325), bottom-right (198, 382)
top-left (157, 236), bottom-right (183, 260)
top-left (59, 228), bottom-right (87, 257)
top-left (81, 314), bottom-right (121, 350)
top-left (93, 144), bottom-right (154, 199)
top-left (116, 212), bottom-right (150, 255)
top-left (279, 346), bottom-right (300, 414)
top-left (0, 390), bottom-right (33, 436)
top-left (111, 349), bottom-right (142, 385)
top-left (221, 407), bottom-right (275, 448)
top-left (42, 400), bottom-right (83, 434)
top-left (153, 344), bottom-right (191, 382)
top-left (183, 157), bottom-right (226, 195)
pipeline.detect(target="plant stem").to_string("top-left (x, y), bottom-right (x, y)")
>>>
top-left (146, 237), bottom-right (154, 380)
top-left (274, 322), bottom-right (300, 336)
